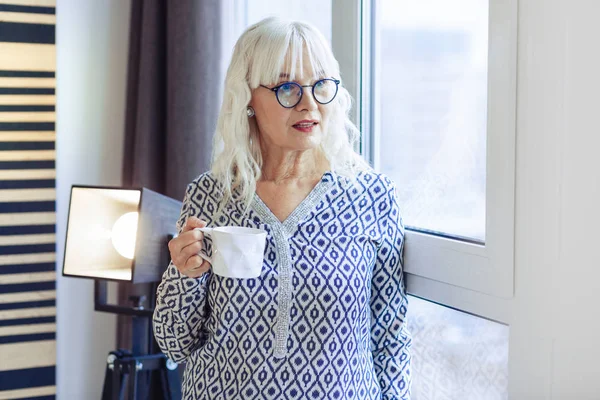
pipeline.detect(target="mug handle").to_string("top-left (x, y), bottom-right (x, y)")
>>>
top-left (193, 227), bottom-right (215, 264)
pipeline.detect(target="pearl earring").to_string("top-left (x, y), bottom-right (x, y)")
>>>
top-left (246, 106), bottom-right (255, 118)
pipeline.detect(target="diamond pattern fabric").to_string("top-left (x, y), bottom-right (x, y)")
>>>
top-left (153, 170), bottom-right (412, 399)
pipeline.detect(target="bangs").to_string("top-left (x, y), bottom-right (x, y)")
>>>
top-left (247, 20), bottom-right (339, 87)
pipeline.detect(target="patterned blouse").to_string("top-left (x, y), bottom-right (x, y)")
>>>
top-left (153, 170), bottom-right (412, 399)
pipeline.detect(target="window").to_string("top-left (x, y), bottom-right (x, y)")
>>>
top-left (345, 0), bottom-right (517, 322)
top-left (408, 295), bottom-right (509, 398)
top-left (377, 0), bottom-right (489, 242)
top-left (245, 0), bottom-right (332, 43)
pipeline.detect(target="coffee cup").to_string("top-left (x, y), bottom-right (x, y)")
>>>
top-left (193, 226), bottom-right (267, 279)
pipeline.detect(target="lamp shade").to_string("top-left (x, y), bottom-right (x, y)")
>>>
top-left (62, 185), bottom-right (182, 283)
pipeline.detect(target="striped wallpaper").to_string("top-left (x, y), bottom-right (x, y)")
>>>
top-left (0, 0), bottom-right (57, 399)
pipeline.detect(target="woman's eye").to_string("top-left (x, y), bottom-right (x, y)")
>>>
top-left (314, 80), bottom-right (328, 92)
top-left (280, 83), bottom-right (294, 92)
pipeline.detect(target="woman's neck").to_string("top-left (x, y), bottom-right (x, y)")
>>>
top-left (260, 149), bottom-right (328, 184)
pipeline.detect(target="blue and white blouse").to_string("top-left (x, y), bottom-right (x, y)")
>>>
top-left (153, 170), bottom-right (412, 399)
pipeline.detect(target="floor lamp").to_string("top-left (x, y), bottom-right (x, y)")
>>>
top-left (61, 185), bottom-right (183, 400)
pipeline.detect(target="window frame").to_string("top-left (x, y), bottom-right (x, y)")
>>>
top-left (333, 0), bottom-right (518, 323)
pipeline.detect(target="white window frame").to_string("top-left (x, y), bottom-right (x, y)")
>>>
top-left (333, 0), bottom-right (518, 323)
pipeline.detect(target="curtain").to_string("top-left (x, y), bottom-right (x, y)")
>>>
top-left (119, 0), bottom-right (223, 395)
top-left (123, 0), bottom-right (222, 197)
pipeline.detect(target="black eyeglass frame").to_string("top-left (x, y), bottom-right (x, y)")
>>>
top-left (259, 78), bottom-right (341, 108)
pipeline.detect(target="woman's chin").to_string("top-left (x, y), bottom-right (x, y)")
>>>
top-left (287, 129), bottom-right (322, 149)
top-left (293, 136), bottom-right (322, 151)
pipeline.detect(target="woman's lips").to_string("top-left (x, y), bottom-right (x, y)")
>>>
top-left (292, 121), bottom-right (318, 132)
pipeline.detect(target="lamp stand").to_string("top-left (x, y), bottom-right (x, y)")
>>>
top-left (98, 281), bottom-right (182, 400)
top-left (98, 234), bottom-right (181, 400)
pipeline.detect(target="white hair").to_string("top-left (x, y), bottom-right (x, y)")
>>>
top-left (210, 16), bottom-right (371, 214)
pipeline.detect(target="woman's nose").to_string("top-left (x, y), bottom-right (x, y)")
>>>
top-left (295, 88), bottom-right (319, 111)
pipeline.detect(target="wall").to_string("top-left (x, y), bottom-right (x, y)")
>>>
top-left (55, 0), bottom-right (131, 398)
top-left (0, 0), bottom-right (57, 398)
top-left (509, 0), bottom-right (600, 399)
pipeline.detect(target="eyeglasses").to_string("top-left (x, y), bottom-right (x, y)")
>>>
top-left (260, 78), bottom-right (340, 108)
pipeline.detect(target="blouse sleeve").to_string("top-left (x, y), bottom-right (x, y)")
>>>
top-left (152, 180), bottom-right (212, 363)
top-left (370, 179), bottom-right (412, 399)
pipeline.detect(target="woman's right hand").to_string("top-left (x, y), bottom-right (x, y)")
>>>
top-left (168, 216), bottom-right (211, 278)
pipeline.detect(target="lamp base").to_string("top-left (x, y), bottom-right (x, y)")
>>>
top-left (101, 348), bottom-right (181, 400)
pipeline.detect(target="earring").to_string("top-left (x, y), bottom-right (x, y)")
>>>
top-left (246, 106), bottom-right (255, 118)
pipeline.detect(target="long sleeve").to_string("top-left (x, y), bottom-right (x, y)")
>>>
top-left (152, 180), bottom-right (212, 363)
top-left (370, 179), bottom-right (412, 399)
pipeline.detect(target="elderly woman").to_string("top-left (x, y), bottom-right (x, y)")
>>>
top-left (153, 17), bottom-right (412, 400)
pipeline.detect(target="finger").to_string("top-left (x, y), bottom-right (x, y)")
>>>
top-left (185, 263), bottom-right (211, 278)
top-left (177, 241), bottom-right (205, 265)
top-left (181, 216), bottom-right (207, 233)
top-left (170, 226), bottom-right (205, 257)
top-left (181, 255), bottom-right (210, 278)
top-left (174, 254), bottom-right (201, 275)
top-left (172, 241), bottom-right (199, 270)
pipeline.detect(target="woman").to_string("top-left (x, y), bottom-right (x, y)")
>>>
top-left (153, 17), bottom-right (412, 400)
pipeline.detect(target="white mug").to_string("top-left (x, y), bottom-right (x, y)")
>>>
top-left (193, 226), bottom-right (267, 279)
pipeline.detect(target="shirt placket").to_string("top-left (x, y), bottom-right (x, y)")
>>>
top-left (251, 174), bottom-right (335, 359)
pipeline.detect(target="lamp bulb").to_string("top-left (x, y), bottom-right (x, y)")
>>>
top-left (111, 212), bottom-right (139, 259)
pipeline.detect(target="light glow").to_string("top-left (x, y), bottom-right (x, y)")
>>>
top-left (111, 212), bottom-right (139, 259)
